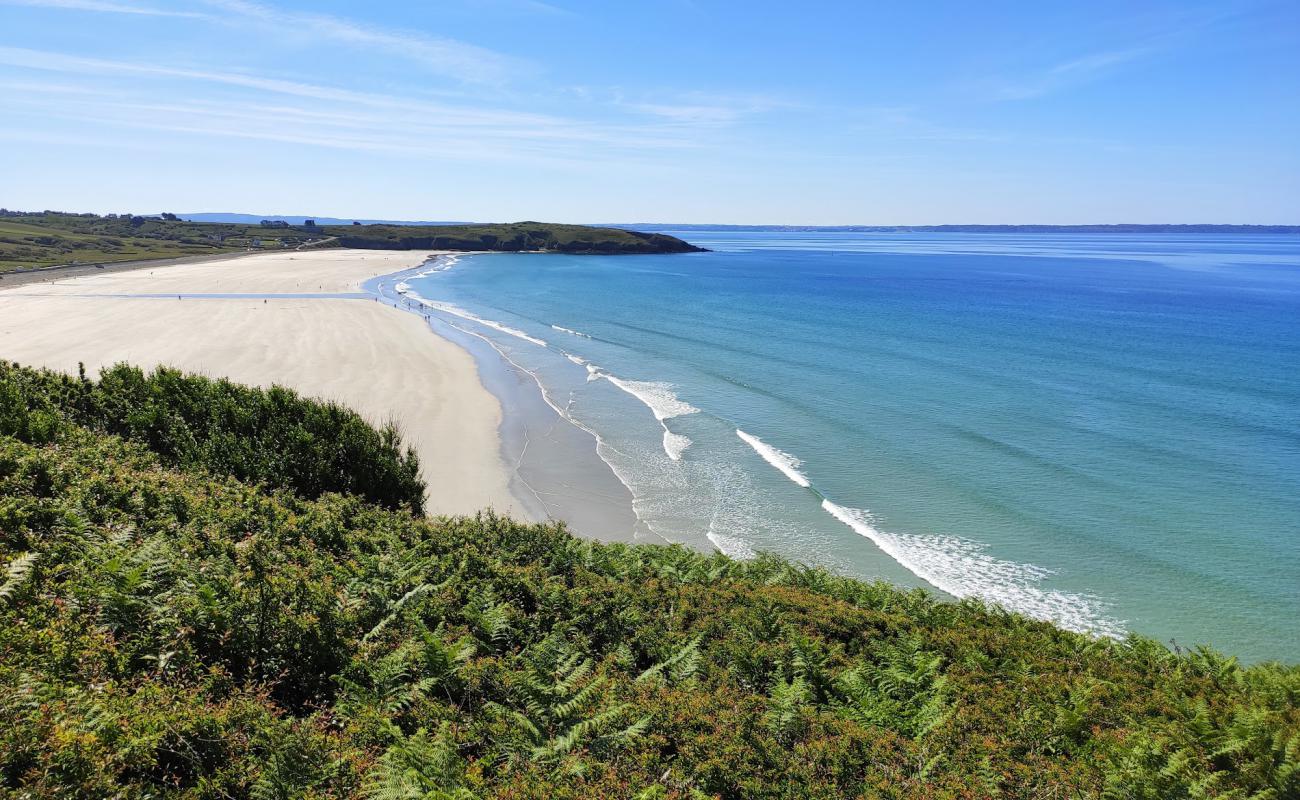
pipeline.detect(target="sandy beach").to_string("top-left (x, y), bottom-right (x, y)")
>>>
top-left (0, 249), bottom-right (526, 518)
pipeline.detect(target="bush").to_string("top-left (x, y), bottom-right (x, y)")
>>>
top-left (0, 361), bottom-right (425, 513)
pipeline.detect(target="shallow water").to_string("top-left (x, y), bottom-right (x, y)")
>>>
top-left (400, 232), bottom-right (1300, 661)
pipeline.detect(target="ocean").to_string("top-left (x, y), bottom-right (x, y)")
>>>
top-left (391, 231), bottom-right (1300, 661)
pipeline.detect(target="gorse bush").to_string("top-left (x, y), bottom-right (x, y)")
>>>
top-left (1, 367), bottom-right (1297, 798)
top-left (0, 361), bottom-right (425, 512)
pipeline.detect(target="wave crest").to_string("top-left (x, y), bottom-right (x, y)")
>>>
top-left (736, 429), bottom-right (810, 488)
top-left (820, 499), bottom-right (1122, 638)
top-left (551, 324), bottom-right (592, 338)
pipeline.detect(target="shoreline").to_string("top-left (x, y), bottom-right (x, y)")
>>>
top-left (0, 249), bottom-right (523, 519)
top-left (365, 257), bottom-right (652, 543)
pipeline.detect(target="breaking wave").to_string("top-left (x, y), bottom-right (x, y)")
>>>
top-left (552, 324), bottom-right (592, 338)
top-left (820, 499), bottom-right (1123, 638)
top-left (735, 429), bottom-right (810, 488)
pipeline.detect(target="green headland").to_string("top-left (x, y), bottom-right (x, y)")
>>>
top-left (0, 211), bottom-right (703, 274)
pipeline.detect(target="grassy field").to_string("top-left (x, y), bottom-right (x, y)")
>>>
top-left (0, 213), bottom-right (326, 273)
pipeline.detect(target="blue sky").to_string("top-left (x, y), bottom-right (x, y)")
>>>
top-left (1, 0), bottom-right (1297, 223)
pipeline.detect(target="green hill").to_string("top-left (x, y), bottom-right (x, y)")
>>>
top-left (1, 362), bottom-right (1296, 798)
top-left (325, 222), bottom-right (705, 254)
top-left (0, 212), bottom-right (702, 273)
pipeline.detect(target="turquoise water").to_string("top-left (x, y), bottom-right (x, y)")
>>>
top-left (402, 232), bottom-right (1300, 661)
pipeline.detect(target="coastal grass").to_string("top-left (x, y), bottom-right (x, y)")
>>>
top-left (0, 213), bottom-right (320, 273)
top-left (1, 363), bottom-right (1297, 798)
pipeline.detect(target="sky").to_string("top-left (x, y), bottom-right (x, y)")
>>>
top-left (1, 0), bottom-right (1297, 224)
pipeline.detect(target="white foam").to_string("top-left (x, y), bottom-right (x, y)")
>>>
top-left (552, 324), bottom-right (592, 338)
top-left (820, 499), bottom-right (1123, 638)
top-left (663, 430), bottom-right (693, 461)
top-left (736, 429), bottom-right (810, 488)
top-left (399, 291), bottom-right (547, 348)
top-left (707, 526), bottom-right (756, 559)
top-left (413, 253), bottom-right (464, 275)
top-left (587, 374), bottom-right (699, 461)
top-left (563, 352), bottom-right (588, 366)
top-left (603, 376), bottom-right (700, 421)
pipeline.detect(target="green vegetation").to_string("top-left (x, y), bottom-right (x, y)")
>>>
top-left (0, 362), bottom-right (423, 513)
top-left (0, 212), bottom-right (702, 273)
top-left (324, 222), bottom-right (705, 254)
top-left (2, 363), bottom-right (1297, 798)
top-left (0, 212), bottom-right (325, 273)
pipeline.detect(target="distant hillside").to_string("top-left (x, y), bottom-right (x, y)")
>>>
top-left (0, 211), bottom-right (324, 273)
top-left (180, 212), bottom-right (473, 226)
top-left (0, 211), bottom-right (702, 273)
top-left (608, 223), bottom-right (1300, 234)
top-left (328, 221), bottom-right (705, 254)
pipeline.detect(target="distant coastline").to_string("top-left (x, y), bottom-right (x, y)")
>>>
top-left (608, 223), bottom-right (1300, 234)
top-left (180, 214), bottom-right (1300, 234)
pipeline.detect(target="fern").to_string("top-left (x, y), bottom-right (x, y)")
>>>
top-left (833, 635), bottom-right (951, 739)
top-left (637, 635), bottom-right (704, 687)
top-left (364, 581), bottom-right (438, 643)
top-left (498, 635), bottom-right (650, 769)
top-left (763, 676), bottom-right (812, 743)
top-left (0, 551), bottom-right (37, 605)
top-left (364, 724), bottom-right (477, 800)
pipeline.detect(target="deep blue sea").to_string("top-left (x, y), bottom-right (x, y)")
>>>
top-left (403, 232), bottom-right (1300, 661)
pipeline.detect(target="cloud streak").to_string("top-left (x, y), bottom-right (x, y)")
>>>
top-left (1, 0), bottom-right (525, 83)
top-left (0, 0), bottom-right (206, 17)
top-left (197, 0), bottom-right (523, 84)
top-left (0, 46), bottom-right (708, 168)
top-left (991, 46), bottom-right (1153, 101)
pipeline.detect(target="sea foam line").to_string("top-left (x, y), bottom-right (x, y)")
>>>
top-left (820, 499), bottom-right (1123, 638)
top-left (733, 427), bottom-right (1120, 636)
top-left (552, 324), bottom-right (592, 338)
top-left (602, 375), bottom-right (700, 421)
top-left (398, 289), bottom-right (548, 348)
top-left (586, 371), bottom-right (698, 460)
top-left (440, 317), bottom-right (660, 540)
top-left (735, 429), bottom-right (811, 488)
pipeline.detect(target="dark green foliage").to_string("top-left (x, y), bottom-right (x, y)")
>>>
top-left (326, 222), bottom-right (705, 254)
top-left (0, 361), bottom-right (425, 512)
top-left (1, 371), bottom-right (1297, 798)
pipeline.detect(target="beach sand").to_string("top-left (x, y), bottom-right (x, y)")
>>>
top-left (0, 249), bottom-right (526, 518)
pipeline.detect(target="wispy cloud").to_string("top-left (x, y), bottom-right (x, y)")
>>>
top-left (990, 46), bottom-right (1153, 101)
top-left (0, 46), bottom-right (706, 167)
top-left (596, 89), bottom-right (790, 129)
top-left (1, 0), bottom-right (526, 83)
top-left (197, 0), bottom-right (523, 84)
top-left (0, 0), bottom-right (207, 17)
top-left (457, 0), bottom-right (572, 16)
